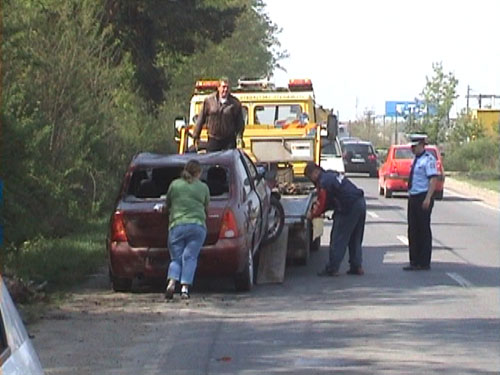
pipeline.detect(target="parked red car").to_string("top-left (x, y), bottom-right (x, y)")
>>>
top-left (378, 144), bottom-right (445, 199)
top-left (107, 150), bottom-right (284, 292)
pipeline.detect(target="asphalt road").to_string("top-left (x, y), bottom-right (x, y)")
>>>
top-left (32, 175), bottom-right (500, 374)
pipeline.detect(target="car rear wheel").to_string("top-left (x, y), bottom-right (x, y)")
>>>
top-left (384, 184), bottom-right (393, 198)
top-left (434, 190), bottom-right (444, 200)
top-left (379, 184), bottom-right (384, 196)
top-left (109, 268), bottom-right (132, 292)
top-left (261, 195), bottom-right (285, 246)
top-left (234, 249), bottom-right (254, 292)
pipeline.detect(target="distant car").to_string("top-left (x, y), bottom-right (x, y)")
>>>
top-left (320, 137), bottom-right (345, 173)
top-left (341, 140), bottom-right (378, 177)
top-left (107, 149), bottom-right (284, 292)
top-left (378, 144), bottom-right (445, 199)
top-left (0, 276), bottom-right (45, 375)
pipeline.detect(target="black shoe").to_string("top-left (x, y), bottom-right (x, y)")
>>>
top-left (417, 265), bottom-right (431, 271)
top-left (317, 267), bottom-right (339, 277)
top-left (347, 267), bottom-right (364, 275)
top-left (403, 265), bottom-right (418, 271)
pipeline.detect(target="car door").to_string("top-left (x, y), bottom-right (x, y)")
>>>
top-left (236, 155), bottom-right (262, 251)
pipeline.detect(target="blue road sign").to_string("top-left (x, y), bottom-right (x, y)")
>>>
top-left (385, 100), bottom-right (435, 118)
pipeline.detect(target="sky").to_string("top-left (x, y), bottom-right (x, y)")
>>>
top-left (263, 0), bottom-right (500, 121)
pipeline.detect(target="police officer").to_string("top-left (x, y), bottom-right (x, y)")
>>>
top-left (403, 134), bottom-right (439, 271)
top-left (305, 162), bottom-right (366, 276)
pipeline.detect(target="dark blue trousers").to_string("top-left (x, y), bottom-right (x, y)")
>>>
top-left (328, 196), bottom-right (366, 272)
top-left (408, 193), bottom-right (434, 267)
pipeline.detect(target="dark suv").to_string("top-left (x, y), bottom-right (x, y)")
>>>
top-left (341, 140), bottom-right (378, 177)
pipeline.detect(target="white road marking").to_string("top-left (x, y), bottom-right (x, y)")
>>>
top-left (446, 272), bottom-right (473, 288)
top-left (367, 211), bottom-right (379, 218)
top-left (397, 235), bottom-right (409, 246)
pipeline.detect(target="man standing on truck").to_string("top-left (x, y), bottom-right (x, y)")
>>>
top-left (305, 162), bottom-right (366, 276)
top-left (193, 77), bottom-right (245, 152)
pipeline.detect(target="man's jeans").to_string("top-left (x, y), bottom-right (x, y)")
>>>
top-left (167, 224), bottom-right (207, 285)
top-left (328, 197), bottom-right (366, 272)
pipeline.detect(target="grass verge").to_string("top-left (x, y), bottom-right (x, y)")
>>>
top-left (452, 173), bottom-right (500, 193)
top-left (3, 216), bottom-right (108, 294)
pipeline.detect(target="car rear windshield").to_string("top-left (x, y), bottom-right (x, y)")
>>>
top-left (394, 148), bottom-right (438, 159)
top-left (126, 165), bottom-right (230, 199)
top-left (394, 148), bottom-right (414, 159)
top-left (344, 143), bottom-right (374, 155)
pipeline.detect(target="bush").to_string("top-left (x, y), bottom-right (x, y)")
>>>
top-left (444, 138), bottom-right (499, 176)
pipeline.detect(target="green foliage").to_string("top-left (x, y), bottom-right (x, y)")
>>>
top-left (444, 138), bottom-right (499, 176)
top-left (3, 218), bottom-right (108, 289)
top-left (448, 110), bottom-right (485, 144)
top-left (1, 0), bottom-right (283, 284)
top-left (420, 62), bottom-right (459, 143)
top-left (102, 0), bottom-right (244, 108)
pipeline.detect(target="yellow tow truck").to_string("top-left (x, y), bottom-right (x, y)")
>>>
top-left (175, 78), bottom-right (336, 266)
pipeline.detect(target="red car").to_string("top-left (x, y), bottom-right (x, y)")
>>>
top-left (107, 150), bottom-right (284, 292)
top-left (378, 144), bottom-right (445, 199)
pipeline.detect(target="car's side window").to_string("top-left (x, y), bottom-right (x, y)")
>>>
top-left (241, 153), bottom-right (258, 182)
top-left (0, 312), bottom-right (10, 366)
top-left (235, 158), bottom-right (251, 199)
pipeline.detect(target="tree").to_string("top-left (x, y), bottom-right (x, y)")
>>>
top-left (448, 109), bottom-right (485, 144)
top-left (419, 62), bottom-right (458, 143)
top-left (102, 0), bottom-right (244, 109)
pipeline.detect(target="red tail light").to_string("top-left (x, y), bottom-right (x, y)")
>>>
top-left (111, 211), bottom-right (128, 242)
top-left (219, 209), bottom-right (239, 239)
top-left (368, 154), bottom-right (377, 161)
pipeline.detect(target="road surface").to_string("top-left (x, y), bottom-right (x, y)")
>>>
top-left (31, 176), bottom-right (500, 374)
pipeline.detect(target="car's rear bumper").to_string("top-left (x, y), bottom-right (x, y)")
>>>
top-left (383, 175), bottom-right (444, 192)
top-left (108, 236), bottom-right (248, 280)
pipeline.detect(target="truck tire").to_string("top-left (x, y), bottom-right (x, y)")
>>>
top-left (234, 248), bottom-right (254, 292)
top-left (261, 195), bottom-right (285, 246)
top-left (294, 220), bottom-right (311, 266)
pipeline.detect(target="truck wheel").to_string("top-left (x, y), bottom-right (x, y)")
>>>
top-left (295, 220), bottom-right (311, 266)
top-left (234, 249), bottom-right (254, 292)
top-left (110, 268), bottom-right (132, 292)
top-left (262, 196), bottom-right (285, 245)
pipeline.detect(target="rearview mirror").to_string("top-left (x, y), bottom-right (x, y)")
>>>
top-left (326, 114), bottom-right (338, 140)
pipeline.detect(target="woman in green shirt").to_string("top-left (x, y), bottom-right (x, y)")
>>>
top-left (164, 160), bottom-right (210, 300)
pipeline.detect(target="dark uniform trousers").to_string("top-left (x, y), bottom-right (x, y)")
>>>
top-left (407, 192), bottom-right (434, 267)
top-left (206, 137), bottom-right (236, 152)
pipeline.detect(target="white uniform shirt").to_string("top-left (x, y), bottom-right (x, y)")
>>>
top-left (408, 151), bottom-right (438, 195)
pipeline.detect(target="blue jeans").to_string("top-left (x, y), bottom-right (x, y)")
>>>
top-left (167, 224), bottom-right (207, 285)
top-left (328, 197), bottom-right (366, 272)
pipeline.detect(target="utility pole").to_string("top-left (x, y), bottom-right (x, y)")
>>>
top-left (466, 85), bottom-right (470, 113)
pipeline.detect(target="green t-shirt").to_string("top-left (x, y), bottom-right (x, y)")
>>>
top-left (166, 178), bottom-right (210, 229)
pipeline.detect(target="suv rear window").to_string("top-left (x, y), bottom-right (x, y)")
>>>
top-left (126, 165), bottom-right (230, 199)
top-left (344, 143), bottom-right (374, 155)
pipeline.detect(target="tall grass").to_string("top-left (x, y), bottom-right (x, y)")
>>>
top-left (3, 217), bottom-right (108, 291)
